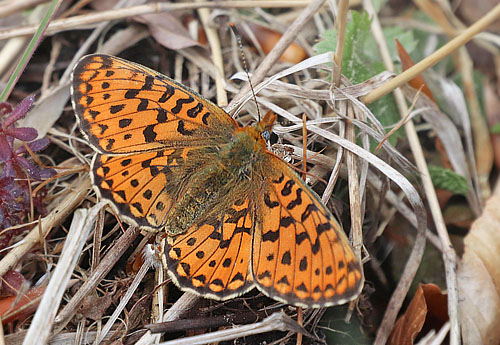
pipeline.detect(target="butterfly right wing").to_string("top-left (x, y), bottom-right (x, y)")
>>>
top-left (71, 54), bottom-right (238, 230)
top-left (71, 54), bottom-right (237, 155)
top-left (251, 155), bottom-right (364, 308)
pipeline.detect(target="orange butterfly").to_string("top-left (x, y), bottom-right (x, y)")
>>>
top-left (71, 54), bottom-right (363, 308)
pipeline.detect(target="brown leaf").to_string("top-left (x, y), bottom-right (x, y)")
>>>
top-left (458, 184), bottom-right (500, 345)
top-left (241, 23), bottom-right (308, 64)
top-left (127, 294), bottom-right (152, 329)
top-left (135, 13), bottom-right (200, 50)
top-left (0, 270), bottom-right (26, 297)
top-left (79, 293), bottom-right (113, 321)
top-left (388, 284), bottom-right (448, 345)
top-left (0, 285), bottom-right (46, 324)
top-left (396, 39), bottom-right (436, 103)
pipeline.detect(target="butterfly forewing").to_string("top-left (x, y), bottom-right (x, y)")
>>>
top-left (252, 156), bottom-right (364, 307)
top-left (71, 54), bottom-right (237, 155)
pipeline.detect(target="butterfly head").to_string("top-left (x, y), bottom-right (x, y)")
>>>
top-left (254, 110), bottom-right (277, 142)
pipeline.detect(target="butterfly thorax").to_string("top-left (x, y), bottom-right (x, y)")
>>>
top-left (163, 124), bottom-right (269, 236)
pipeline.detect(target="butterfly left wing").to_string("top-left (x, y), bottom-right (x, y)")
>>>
top-left (71, 54), bottom-right (238, 155)
top-left (91, 146), bottom-right (206, 230)
top-left (252, 156), bottom-right (364, 308)
top-left (164, 197), bottom-right (255, 300)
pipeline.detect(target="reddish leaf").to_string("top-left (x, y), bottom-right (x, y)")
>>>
top-left (0, 270), bottom-right (26, 297)
top-left (388, 284), bottom-right (448, 345)
top-left (0, 285), bottom-right (46, 324)
top-left (396, 39), bottom-right (436, 103)
top-left (240, 23), bottom-right (308, 64)
top-left (2, 96), bottom-right (34, 128)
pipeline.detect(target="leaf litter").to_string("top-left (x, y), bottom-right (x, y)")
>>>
top-left (0, 0), bottom-right (498, 344)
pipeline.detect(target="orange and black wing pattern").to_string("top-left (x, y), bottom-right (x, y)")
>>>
top-left (71, 54), bottom-right (237, 229)
top-left (91, 148), bottom-right (197, 230)
top-left (71, 54), bottom-right (237, 155)
top-left (164, 197), bottom-right (255, 299)
top-left (72, 54), bottom-right (364, 307)
top-left (252, 155), bottom-right (364, 308)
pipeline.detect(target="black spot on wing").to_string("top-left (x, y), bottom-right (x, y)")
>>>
top-left (171, 96), bottom-right (194, 114)
top-left (110, 104), bottom-right (125, 114)
top-left (177, 120), bottom-right (193, 135)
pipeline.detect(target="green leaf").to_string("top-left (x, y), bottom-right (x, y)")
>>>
top-left (428, 165), bottom-right (469, 195)
top-left (314, 11), bottom-right (375, 83)
top-left (364, 26), bottom-right (418, 66)
top-left (314, 11), bottom-right (421, 145)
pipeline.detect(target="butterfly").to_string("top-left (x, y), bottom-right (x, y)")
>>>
top-left (71, 54), bottom-right (363, 308)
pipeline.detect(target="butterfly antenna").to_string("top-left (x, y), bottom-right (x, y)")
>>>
top-left (229, 23), bottom-right (261, 122)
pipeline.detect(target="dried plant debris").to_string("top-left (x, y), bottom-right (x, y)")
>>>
top-left (0, 1), bottom-right (497, 344)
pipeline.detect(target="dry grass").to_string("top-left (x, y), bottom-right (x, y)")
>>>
top-left (0, 0), bottom-right (498, 344)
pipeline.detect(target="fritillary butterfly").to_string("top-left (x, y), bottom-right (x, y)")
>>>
top-left (71, 54), bottom-right (363, 307)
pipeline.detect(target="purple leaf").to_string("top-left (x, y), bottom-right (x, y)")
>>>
top-left (27, 137), bottom-right (50, 152)
top-left (3, 96), bottom-right (35, 128)
top-left (16, 156), bottom-right (41, 180)
top-left (6, 127), bottom-right (38, 141)
top-left (0, 176), bottom-right (14, 188)
top-left (40, 168), bottom-right (56, 179)
top-left (2, 160), bottom-right (15, 177)
top-left (0, 135), bottom-right (12, 161)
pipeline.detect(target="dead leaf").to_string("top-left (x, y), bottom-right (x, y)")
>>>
top-left (0, 270), bottom-right (25, 297)
top-left (458, 183), bottom-right (500, 345)
top-left (396, 39), bottom-right (436, 103)
top-left (79, 293), bottom-right (113, 321)
top-left (0, 285), bottom-right (46, 324)
top-left (135, 13), bottom-right (201, 50)
top-left (240, 23), bottom-right (308, 64)
top-left (388, 284), bottom-right (448, 345)
top-left (127, 294), bottom-right (152, 329)
top-left (17, 84), bottom-right (70, 139)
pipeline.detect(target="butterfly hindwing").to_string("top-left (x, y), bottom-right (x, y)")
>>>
top-left (92, 151), bottom-right (178, 229)
top-left (165, 197), bottom-right (255, 299)
top-left (252, 155), bottom-right (364, 307)
top-left (71, 54), bottom-right (237, 155)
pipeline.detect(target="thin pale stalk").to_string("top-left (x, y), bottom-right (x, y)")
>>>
top-left (0, 0), bottom-right (60, 102)
top-left (0, 2), bottom-right (313, 41)
top-left (361, 3), bottom-right (500, 104)
top-left (362, 0), bottom-right (458, 344)
top-left (197, 3), bottom-right (227, 106)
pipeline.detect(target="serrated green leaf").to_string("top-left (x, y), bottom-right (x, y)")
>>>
top-left (313, 11), bottom-right (375, 83)
top-left (428, 165), bottom-right (469, 195)
top-left (313, 11), bottom-right (414, 145)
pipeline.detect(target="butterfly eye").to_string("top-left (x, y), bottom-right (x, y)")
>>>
top-left (261, 130), bottom-right (271, 141)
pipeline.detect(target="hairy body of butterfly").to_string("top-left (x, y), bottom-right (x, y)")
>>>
top-left (162, 120), bottom-right (271, 237)
top-left (72, 54), bottom-right (363, 308)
